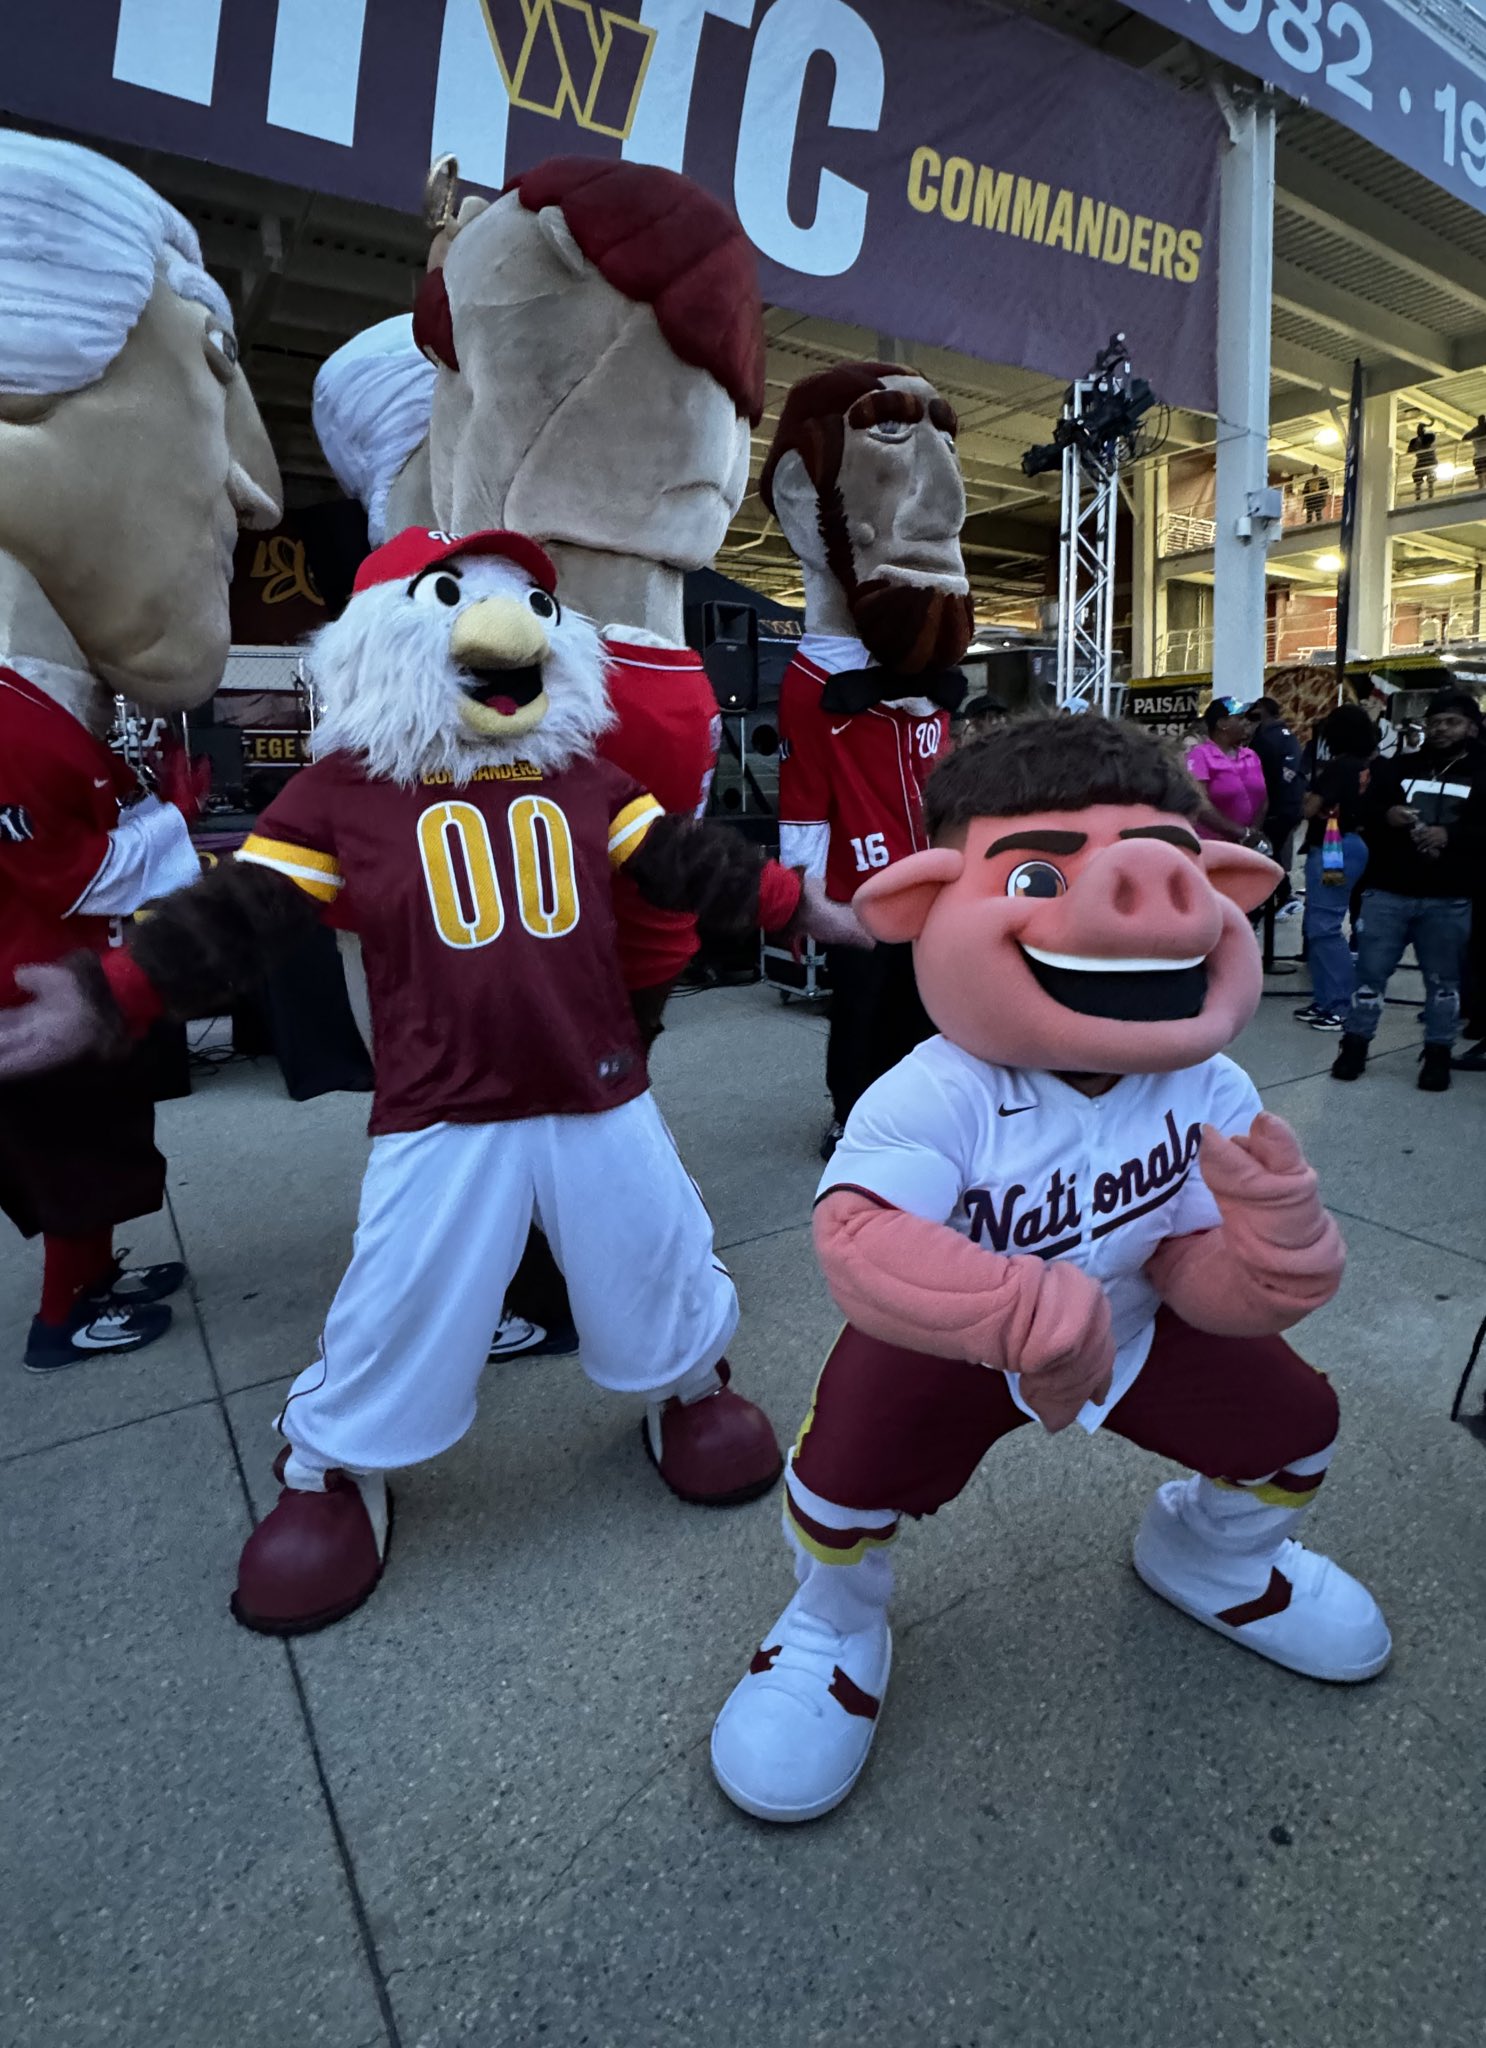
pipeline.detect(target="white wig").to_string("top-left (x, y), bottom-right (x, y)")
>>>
top-left (306, 555), bottom-right (614, 787)
top-left (0, 131), bottom-right (232, 396)
top-left (312, 317), bottom-right (436, 545)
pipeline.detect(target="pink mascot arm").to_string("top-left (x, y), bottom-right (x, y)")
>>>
top-left (1144, 1112), bottom-right (1345, 1336)
top-left (813, 1190), bottom-right (1116, 1434)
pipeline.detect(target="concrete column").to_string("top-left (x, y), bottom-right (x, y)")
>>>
top-left (1212, 90), bottom-right (1279, 702)
top-left (1131, 459), bottom-right (1168, 677)
top-left (1348, 388), bottom-right (1395, 659)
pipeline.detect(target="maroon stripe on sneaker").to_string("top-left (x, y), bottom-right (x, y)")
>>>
top-left (787, 1494), bottom-right (899, 1553)
top-left (749, 1644), bottom-right (781, 1675)
top-left (1216, 1567), bottom-right (1293, 1628)
top-left (829, 1666), bottom-right (880, 1720)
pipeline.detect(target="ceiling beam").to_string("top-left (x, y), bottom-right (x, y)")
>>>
top-left (1276, 148), bottom-right (1486, 321)
top-left (1271, 260), bottom-right (1453, 378)
top-left (1270, 336), bottom-right (1355, 399)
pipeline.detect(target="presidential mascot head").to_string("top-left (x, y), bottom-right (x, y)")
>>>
top-left (856, 716), bottom-right (1281, 1075)
top-left (306, 527), bottom-right (611, 788)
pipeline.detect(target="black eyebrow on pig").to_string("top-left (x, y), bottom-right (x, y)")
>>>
top-left (1118, 824), bottom-right (1203, 854)
top-left (984, 830), bottom-right (1087, 858)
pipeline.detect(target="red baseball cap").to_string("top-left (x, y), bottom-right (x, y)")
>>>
top-left (353, 527), bottom-right (558, 596)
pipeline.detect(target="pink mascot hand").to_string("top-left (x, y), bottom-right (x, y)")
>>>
top-left (1011, 1260), bottom-right (1116, 1433)
top-left (791, 873), bottom-right (875, 951)
top-left (0, 961), bottom-right (120, 1078)
top-left (1146, 1112), bottom-right (1344, 1334)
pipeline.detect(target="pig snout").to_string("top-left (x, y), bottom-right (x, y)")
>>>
top-left (1054, 839), bottom-right (1223, 959)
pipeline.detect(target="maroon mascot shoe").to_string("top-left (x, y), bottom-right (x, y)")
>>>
top-left (231, 1455), bottom-right (391, 1636)
top-left (644, 1360), bottom-right (783, 1506)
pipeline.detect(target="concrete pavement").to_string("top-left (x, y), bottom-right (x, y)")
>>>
top-left (2, 974), bottom-right (1483, 2048)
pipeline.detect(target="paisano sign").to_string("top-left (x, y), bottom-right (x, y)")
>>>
top-left (2, 0), bottom-right (1222, 407)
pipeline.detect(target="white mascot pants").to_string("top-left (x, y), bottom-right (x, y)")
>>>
top-left (276, 1093), bottom-right (738, 1475)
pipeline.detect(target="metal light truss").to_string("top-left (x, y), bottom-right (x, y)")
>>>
top-left (1055, 376), bottom-right (1121, 716)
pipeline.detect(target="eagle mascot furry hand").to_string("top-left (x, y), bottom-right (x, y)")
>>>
top-left (0, 526), bottom-right (855, 1637)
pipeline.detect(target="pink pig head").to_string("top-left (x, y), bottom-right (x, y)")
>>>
top-left (857, 718), bottom-right (1280, 1075)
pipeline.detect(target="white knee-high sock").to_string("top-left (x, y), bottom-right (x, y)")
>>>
top-left (1173, 1440), bottom-right (1335, 1565)
top-left (782, 1457), bottom-right (897, 1635)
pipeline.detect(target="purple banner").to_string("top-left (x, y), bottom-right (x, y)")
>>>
top-left (2, 0), bottom-right (1222, 406)
top-left (1130, 0), bottom-right (1486, 216)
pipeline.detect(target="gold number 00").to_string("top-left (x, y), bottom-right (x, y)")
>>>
top-left (417, 796), bottom-right (579, 950)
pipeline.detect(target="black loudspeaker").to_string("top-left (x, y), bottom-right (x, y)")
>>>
top-left (975, 645), bottom-right (1058, 714)
top-left (701, 601), bottom-right (760, 711)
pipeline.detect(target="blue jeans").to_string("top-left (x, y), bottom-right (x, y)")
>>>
top-left (1343, 890), bottom-right (1472, 1044)
top-left (1302, 836), bottom-right (1368, 1014)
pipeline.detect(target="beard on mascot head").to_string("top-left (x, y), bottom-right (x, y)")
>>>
top-left (760, 362), bottom-right (976, 676)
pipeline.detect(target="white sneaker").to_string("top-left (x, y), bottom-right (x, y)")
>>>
top-left (711, 1592), bottom-right (891, 1823)
top-left (1133, 1480), bottom-right (1390, 1683)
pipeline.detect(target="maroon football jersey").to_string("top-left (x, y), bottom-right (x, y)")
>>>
top-left (240, 752), bottom-right (664, 1135)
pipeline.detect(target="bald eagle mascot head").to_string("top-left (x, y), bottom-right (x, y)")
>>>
top-left (307, 526), bottom-right (613, 788)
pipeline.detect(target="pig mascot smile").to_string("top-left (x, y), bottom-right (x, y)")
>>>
top-left (712, 715), bottom-right (1391, 1824)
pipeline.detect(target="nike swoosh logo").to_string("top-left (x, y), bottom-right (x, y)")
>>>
top-left (94, 777), bottom-right (111, 789)
top-left (997, 1104), bottom-right (1034, 1118)
top-left (831, 724), bottom-right (852, 737)
top-left (71, 1327), bottom-right (146, 1349)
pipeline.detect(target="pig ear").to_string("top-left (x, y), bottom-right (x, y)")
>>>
top-left (854, 848), bottom-right (964, 943)
top-left (1200, 840), bottom-right (1283, 915)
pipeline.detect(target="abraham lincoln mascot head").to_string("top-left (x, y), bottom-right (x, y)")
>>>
top-left (760, 362), bottom-right (974, 684)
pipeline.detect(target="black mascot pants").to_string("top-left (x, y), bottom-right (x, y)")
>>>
top-left (0, 1044), bottom-right (165, 1240)
top-left (825, 940), bottom-right (935, 1127)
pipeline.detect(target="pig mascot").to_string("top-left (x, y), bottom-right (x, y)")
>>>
top-left (712, 715), bottom-right (1391, 1824)
top-left (764, 362), bottom-right (975, 1158)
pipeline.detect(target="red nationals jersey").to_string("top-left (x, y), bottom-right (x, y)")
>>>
top-left (239, 752), bottom-right (664, 1136)
top-left (777, 650), bottom-right (949, 904)
top-left (0, 668), bottom-right (140, 1007)
top-left (596, 637), bottom-right (720, 991)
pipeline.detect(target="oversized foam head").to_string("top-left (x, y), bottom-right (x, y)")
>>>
top-left (312, 316), bottom-right (437, 545)
top-left (420, 157), bottom-right (763, 569)
top-left (857, 717), bottom-right (1279, 1075)
top-left (0, 132), bottom-right (282, 707)
top-left (759, 361), bottom-right (973, 673)
top-left (307, 527), bottom-right (611, 787)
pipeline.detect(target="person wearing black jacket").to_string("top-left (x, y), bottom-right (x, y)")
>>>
top-left (1332, 688), bottom-right (1486, 1091)
top-left (1247, 696), bottom-right (1305, 912)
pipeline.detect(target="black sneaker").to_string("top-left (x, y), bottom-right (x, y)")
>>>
top-left (1331, 1033), bottom-right (1369, 1081)
top-left (1418, 1044), bottom-right (1452, 1093)
top-left (24, 1299), bottom-right (173, 1372)
top-left (83, 1254), bottom-right (187, 1309)
top-left (487, 1312), bottom-right (579, 1362)
top-left (1309, 1010), bottom-right (1345, 1032)
top-left (1293, 1001), bottom-right (1325, 1021)
top-left (819, 1118), bottom-right (845, 1163)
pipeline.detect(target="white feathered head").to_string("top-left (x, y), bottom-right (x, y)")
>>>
top-left (306, 528), bottom-right (612, 786)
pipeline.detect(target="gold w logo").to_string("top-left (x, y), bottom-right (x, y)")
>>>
top-left (479, 0), bottom-right (657, 141)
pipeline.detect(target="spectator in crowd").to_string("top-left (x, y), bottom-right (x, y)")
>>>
top-left (1470, 412), bottom-right (1486, 490)
top-left (1185, 697), bottom-right (1269, 845)
top-left (1246, 695), bottom-right (1305, 916)
top-left (1301, 469), bottom-right (1329, 524)
top-left (1408, 420), bottom-right (1439, 501)
top-left (957, 693), bottom-right (1007, 746)
top-left (1332, 687), bottom-right (1486, 1091)
top-left (1294, 702), bottom-right (1376, 1032)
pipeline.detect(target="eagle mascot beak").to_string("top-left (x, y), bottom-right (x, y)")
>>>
top-left (449, 597), bottom-right (551, 738)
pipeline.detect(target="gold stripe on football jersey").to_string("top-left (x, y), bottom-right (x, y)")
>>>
top-left (608, 796), bottom-right (664, 867)
top-left (237, 833), bottom-right (344, 904)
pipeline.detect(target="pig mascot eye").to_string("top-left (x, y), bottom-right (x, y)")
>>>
top-left (1005, 859), bottom-right (1066, 900)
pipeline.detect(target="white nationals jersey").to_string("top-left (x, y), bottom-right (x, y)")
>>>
top-left (820, 1037), bottom-right (1262, 1433)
